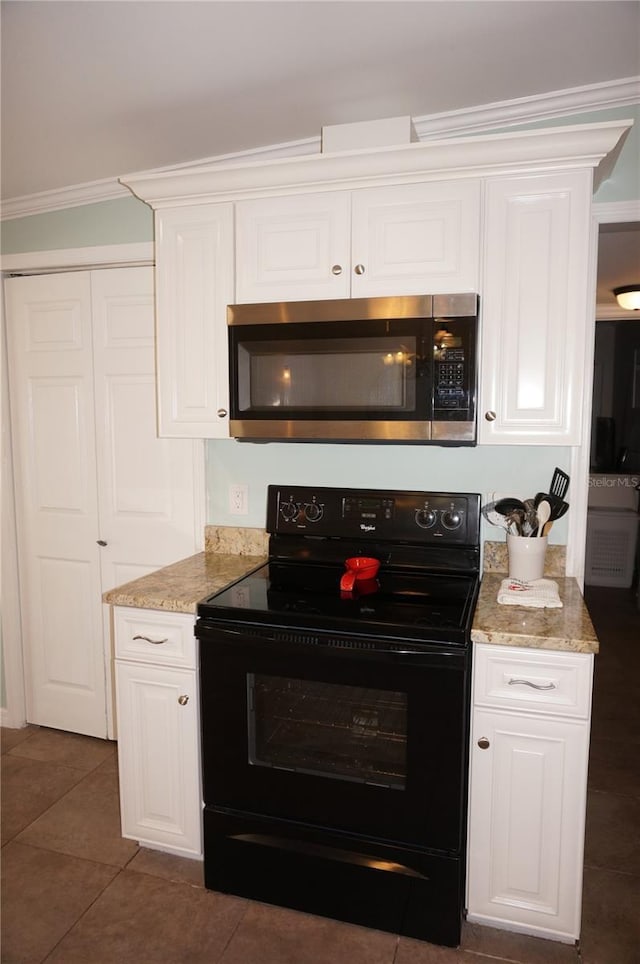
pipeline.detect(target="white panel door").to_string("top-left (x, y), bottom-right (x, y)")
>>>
top-left (467, 708), bottom-right (589, 940)
top-left (5, 272), bottom-right (106, 736)
top-left (91, 267), bottom-right (202, 592)
top-left (479, 170), bottom-right (592, 444)
top-left (6, 268), bottom-right (203, 739)
top-left (350, 180), bottom-right (481, 297)
top-left (235, 192), bottom-right (351, 303)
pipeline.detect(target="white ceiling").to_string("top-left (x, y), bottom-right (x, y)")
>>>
top-left (1, 0), bottom-right (639, 201)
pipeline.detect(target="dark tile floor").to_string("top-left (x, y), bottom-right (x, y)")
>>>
top-left (2, 585), bottom-right (638, 963)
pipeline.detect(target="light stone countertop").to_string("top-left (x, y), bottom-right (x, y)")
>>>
top-left (102, 551), bottom-right (267, 614)
top-left (472, 572), bottom-right (599, 654)
top-left (103, 526), bottom-right (268, 614)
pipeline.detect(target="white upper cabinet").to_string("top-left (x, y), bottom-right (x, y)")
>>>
top-left (350, 180), bottom-right (481, 298)
top-left (155, 203), bottom-right (234, 438)
top-left (479, 170), bottom-right (593, 445)
top-left (236, 192), bottom-right (351, 302)
top-left (118, 121), bottom-right (630, 442)
top-left (235, 180), bottom-right (481, 304)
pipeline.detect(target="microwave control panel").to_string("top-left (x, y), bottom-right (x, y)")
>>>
top-left (432, 317), bottom-right (476, 421)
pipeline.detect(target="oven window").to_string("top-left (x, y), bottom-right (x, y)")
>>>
top-left (238, 336), bottom-right (416, 412)
top-left (247, 674), bottom-right (407, 790)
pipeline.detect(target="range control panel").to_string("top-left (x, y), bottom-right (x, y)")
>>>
top-left (266, 485), bottom-right (481, 546)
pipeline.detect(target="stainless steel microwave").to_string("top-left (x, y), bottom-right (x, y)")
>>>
top-left (227, 293), bottom-right (478, 444)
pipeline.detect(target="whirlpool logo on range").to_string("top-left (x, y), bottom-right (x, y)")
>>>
top-left (360, 524), bottom-right (376, 532)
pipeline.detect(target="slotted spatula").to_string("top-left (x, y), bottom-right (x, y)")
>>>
top-left (549, 467), bottom-right (570, 500)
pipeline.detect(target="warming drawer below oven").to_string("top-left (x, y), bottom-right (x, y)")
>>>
top-left (203, 806), bottom-right (465, 946)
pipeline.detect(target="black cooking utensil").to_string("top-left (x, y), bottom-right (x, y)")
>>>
top-left (549, 467), bottom-right (570, 500)
top-left (495, 497), bottom-right (525, 515)
top-left (534, 492), bottom-right (569, 520)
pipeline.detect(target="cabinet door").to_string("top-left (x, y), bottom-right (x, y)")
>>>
top-left (116, 660), bottom-right (202, 858)
top-left (236, 192), bottom-right (351, 303)
top-left (155, 204), bottom-right (234, 437)
top-left (479, 171), bottom-right (592, 444)
top-left (351, 180), bottom-right (480, 297)
top-left (467, 708), bottom-right (589, 940)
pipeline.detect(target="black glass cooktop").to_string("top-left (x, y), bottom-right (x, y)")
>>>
top-left (197, 562), bottom-right (479, 645)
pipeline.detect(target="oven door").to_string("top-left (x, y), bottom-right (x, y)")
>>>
top-left (198, 620), bottom-right (470, 854)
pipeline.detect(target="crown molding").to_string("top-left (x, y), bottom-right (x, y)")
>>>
top-left (1, 177), bottom-right (131, 221)
top-left (2, 76), bottom-right (638, 221)
top-left (413, 76), bottom-right (640, 140)
top-left (121, 120), bottom-right (633, 209)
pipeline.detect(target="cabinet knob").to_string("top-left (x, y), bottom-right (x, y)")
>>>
top-left (178, 694), bottom-right (189, 706)
top-left (217, 408), bottom-right (228, 418)
top-left (331, 264), bottom-right (343, 276)
top-left (97, 539), bottom-right (107, 547)
top-left (484, 411), bottom-right (497, 422)
top-left (133, 635), bottom-right (168, 645)
top-left (354, 264), bottom-right (366, 276)
top-left (477, 737), bottom-right (490, 750)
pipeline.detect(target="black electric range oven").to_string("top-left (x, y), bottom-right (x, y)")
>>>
top-left (196, 485), bottom-right (481, 947)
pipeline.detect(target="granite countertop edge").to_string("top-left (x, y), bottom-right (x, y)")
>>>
top-left (102, 551), bottom-right (267, 615)
top-left (472, 573), bottom-right (599, 655)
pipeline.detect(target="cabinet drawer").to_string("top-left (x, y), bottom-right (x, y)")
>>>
top-left (473, 644), bottom-right (593, 719)
top-left (114, 607), bottom-right (196, 668)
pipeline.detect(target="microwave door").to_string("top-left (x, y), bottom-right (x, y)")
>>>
top-left (229, 319), bottom-right (432, 441)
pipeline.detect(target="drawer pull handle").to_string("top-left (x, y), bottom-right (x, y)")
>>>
top-left (132, 634), bottom-right (168, 645)
top-left (178, 694), bottom-right (189, 706)
top-left (508, 678), bottom-right (556, 691)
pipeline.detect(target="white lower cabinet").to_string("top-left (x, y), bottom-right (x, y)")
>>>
top-left (114, 607), bottom-right (202, 858)
top-left (467, 644), bottom-right (593, 942)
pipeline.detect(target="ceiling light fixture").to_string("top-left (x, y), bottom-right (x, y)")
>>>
top-left (613, 285), bottom-right (640, 310)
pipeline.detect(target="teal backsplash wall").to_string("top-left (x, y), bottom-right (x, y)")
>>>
top-left (206, 439), bottom-right (572, 545)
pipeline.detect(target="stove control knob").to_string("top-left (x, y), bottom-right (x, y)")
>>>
top-left (415, 507), bottom-right (436, 529)
top-left (304, 502), bottom-right (324, 523)
top-left (280, 500), bottom-right (300, 523)
top-left (442, 507), bottom-right (463, 530)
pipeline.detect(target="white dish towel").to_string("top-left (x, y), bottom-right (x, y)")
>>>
top-left (497, 577), bottom-right (563, 608)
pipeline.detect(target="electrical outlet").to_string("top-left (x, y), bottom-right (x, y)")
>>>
top-left (229, 483), bottom-right (249, 516)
